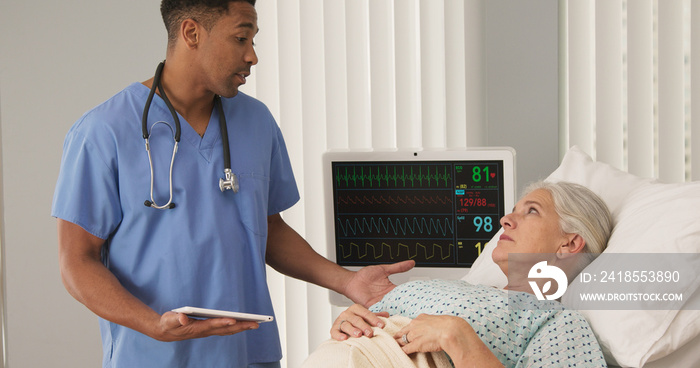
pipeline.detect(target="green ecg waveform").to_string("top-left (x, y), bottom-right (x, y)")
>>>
top-left (335, 164), bottom-right (452, 188)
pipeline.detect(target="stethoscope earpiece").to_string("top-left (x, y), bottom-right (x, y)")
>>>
top-left (144, 200), bottom-right (176, 209)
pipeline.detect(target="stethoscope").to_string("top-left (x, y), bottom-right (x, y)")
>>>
top-left (141, 61), bottom-right (238, 210)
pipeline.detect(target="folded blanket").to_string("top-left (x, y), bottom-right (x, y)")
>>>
top-left (301, 315), bottom-right (453, 368)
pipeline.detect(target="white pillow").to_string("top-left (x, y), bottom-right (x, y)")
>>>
top-left (463, 145), bottom-right (700, 367)
top-left (568, 180), bottom-right (700, 367)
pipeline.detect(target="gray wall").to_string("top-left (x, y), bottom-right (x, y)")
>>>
top-left (0, 1), bottom-right (559, 366)
top-left (0, 1), bottom-right (165, 366)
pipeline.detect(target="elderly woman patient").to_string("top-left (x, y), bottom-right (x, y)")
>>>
top-left (303, 181), bottom-right (613, 368)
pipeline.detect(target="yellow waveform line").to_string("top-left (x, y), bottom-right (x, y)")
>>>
top-left (339, 242), bottom-right (455, 260)
top-left (397, 242), bottom-right (454, 260)
top-left (338, 242), bottom-right (392, 259)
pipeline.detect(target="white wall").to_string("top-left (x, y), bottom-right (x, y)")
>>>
top-left (0, 0), bottom-right (558, 366)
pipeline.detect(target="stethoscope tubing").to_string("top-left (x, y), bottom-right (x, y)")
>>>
top-left (215, 97), bottom-right (231, 171)
top-left (141, 61), bottom-right (236, 210)
top-left (146, 132), bottom-right (178, 209)
top-left (142, 62), bottom-right (181, 142)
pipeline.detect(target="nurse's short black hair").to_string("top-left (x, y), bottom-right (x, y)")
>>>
top-left (161, 0), bottom-right (256, 45)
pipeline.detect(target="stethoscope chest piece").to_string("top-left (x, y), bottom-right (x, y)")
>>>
top-left (220, 168), bottom-right (239, 193)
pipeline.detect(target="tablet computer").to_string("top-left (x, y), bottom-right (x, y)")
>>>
top-left (172, 306), bottom-right (274, 323)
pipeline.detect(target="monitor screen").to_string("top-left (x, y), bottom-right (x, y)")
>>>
top-left (323, 149), bottom-right (516, 305)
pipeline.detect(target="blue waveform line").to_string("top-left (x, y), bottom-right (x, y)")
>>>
top-left (336, 216), bottom-right (454, 237)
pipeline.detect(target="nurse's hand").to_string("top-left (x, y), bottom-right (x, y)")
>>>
top-left (344, 260), bottom-right (415, 307)
top-left (154, 311), bottom-right (260, 341)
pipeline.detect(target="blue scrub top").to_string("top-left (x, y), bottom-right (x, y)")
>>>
top-left (52, 83), bottom-right (300, 367)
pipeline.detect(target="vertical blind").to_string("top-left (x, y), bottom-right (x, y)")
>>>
top-left (241, 1), bottom-right (484, 366)
top-left (562, 0), bottom-right (699, 182)
top-left (240, 0), bottom-right (700, 367)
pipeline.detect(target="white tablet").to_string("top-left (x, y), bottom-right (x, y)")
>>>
top-left (172, 306), bottom-right (274, 323)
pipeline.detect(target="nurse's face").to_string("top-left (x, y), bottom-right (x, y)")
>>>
top-left (492, 189), bottom-right (570, 275)
top-left (197, 2), bottom-right (259, 98)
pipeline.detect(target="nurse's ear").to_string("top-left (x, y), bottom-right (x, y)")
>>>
top-left (180, 18), bottom-right (202, 49)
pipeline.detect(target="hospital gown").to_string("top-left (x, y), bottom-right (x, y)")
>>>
top-left (370, 279), bottom-right (607, 367)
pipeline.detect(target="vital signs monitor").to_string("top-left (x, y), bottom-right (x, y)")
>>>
top-left (323, 148), bottom-right (516, 305)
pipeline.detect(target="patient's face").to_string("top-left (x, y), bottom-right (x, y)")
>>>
top-left (492, 189), bottom-right (570, 274)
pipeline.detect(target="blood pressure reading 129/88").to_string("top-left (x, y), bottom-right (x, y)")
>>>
top-left (332, 160), bottom-right (505, 268)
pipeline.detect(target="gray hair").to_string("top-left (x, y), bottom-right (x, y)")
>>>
top-left (523, 181), bottom-right (613, 264)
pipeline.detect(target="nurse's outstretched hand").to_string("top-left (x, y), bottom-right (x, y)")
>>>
top-left (344, 260), bottom-right (415, 308)
top-left (155, 311), bottom-right (260, 342)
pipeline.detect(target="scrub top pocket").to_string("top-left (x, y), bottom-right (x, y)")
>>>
top-left (234, 174), bottom-right (270, 237)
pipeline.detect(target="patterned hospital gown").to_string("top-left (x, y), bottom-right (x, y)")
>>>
top-left (370, 279), bottom-right (606, 367)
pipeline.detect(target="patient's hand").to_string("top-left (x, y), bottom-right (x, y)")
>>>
top-left (331, 304), bottom-right (389, 341)
top-left (343, 260), bottom-right (415, 307)
top-left (394, 314), bottom-right (470, 353)
top-left (395, 314), bottom-right (504, 367)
